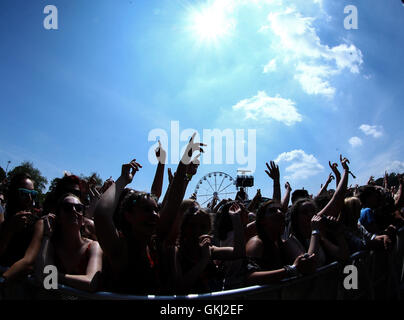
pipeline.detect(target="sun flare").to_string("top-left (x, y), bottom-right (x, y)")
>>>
top-left (188, 2), bottom-right (235, 44)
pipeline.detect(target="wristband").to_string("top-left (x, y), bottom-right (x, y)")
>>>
top-left (312, 230), bottom-right (320, 236)
top-left (185, 174), bottom-right (193, 181)
top-left (284, 264), bottom-right (299, 277)
top-left (371, 234), bottom-right (376, 241)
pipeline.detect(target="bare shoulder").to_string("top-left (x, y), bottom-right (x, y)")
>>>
top-left (246, 236), bottom-right (263, 258)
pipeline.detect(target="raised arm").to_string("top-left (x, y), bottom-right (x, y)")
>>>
top-left (383, 171), bottom-right (389, 191)
top-left (157, 133), bottom-right (206, 241)
top-left (316, 174), bottom-right (334, 198)
top-left (151, 140), bottom-right (167, 201)
top-left (248, 189), bottom-right (262, 213)
top-left (317, 155), bottom-right (350, 218)
top-left (281, 182), bottom-right (292, 214)
top-left (265, 161), bottom-right (281, 203)
top-left (93, 159), bottom-right (141, 262)
top-left (394, 175), bottom-right (403, 210)
top-left (329, 161), bottom-right (341, 188)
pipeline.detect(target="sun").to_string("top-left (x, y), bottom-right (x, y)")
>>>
top-left (188, 2), bottom-right (235, 44)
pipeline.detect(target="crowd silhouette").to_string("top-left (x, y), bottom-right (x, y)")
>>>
top-left (0, 135), bottom-right (403, 299)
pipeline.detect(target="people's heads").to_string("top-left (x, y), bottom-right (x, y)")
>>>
top-left (290, 198), bottom-right (318, 240)
top-left (314, 193), bottom-right (332, 211)
top-left (55, 193), bottom-right (85, 230)
top-left (357, 185), bottom-right (381, 209)
top-left (291, 189), bottom-right (309, 204)
top-left (340, 197), bottom-right (361, 229)
top-left (180, 207), bottom-right (212, 243)
top-left (120, 191), bottom-right (159, 239)
top-left (5, 172), bottom-right (36, 218)
top-left (57, 174), bottom-right (82, 199)
top-left (256, 200), bottom-right (285, 242)
top-left (43, 174), bottom-right (82, 215)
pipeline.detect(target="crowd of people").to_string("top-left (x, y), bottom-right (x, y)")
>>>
top-left (0, 135), bottom-right (403, 298)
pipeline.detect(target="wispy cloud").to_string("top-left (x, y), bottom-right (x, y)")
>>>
top-left (261, 6), bottom-right (363, 98)
top-left (359, 124), bottom-right (383, 138)
top-left (232, 91), bottom-right (302, 126)
top-left (263, 58), bottom-right (277, 73)
top-left (275, 149), bottom-right (324, 180)
top-left (385, 160), bottom-right (404, 173)
top-left (349, 136), bottom-right (363, 148)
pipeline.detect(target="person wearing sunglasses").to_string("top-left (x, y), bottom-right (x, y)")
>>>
top-left (0, 173), bottom-right (45, 291)
top-left (42, 174), bottom-right (97, 241)
top-left (36, 193), bottom-right (103, 292)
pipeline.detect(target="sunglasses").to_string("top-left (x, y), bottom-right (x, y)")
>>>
top-left (18, 188), bottom-right (38, 199)
top-left (61, 202), bottom-right (85, 215)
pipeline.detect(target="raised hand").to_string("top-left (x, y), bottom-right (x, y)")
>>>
top-left (167, 168), bottom-right (174, 184)
top-left (326, 173), bottom-right (335, 185)
top-left (285, 182), bottom-right (292, 191)
top-left (311, 215), bottom-right (323, 233)
top-left (120, 159), bottom-right (142, 185)
top-left (186, 154), bottom-right (200, 177)
top-left (328, 161), bottom-right (340, 175)
top-left (340, 155), bottom-right (350, 171)
top-left (367, 176), bottom-right (375, 185)
top-left (155, 140), bottom-right (167, 164)
top-left (181, 133), bottom-right (206, 165)
top-left (228, 202), bottom-right (241, 217)
top-left (101, 177), bottom-right (114, 193)
top-left (42, 213), bottom-right (56, 237)
top-left (265, 161), bottom-right (280, 181)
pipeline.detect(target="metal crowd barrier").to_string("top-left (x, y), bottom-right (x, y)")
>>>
top-left (1, 227), bottom-right (404, 300)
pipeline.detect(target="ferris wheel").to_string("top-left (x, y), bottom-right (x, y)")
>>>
top-left (193, 172), bottom-right (237, 206)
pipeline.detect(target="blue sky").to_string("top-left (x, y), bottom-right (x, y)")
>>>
top-left (0, 0), bottom-right (403, 201)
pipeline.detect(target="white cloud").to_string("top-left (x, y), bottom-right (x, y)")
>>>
top-left (359, 124), bottom-right (383, 138)
top-left (232, 91), bottom-right (302, 126)
top-left (262, 6), bottom-right (363, 98)
top-left (385, 161), bottom-right (404, 173)
top-left (263, 58), bottom-right (277, 73)
top-left (349, 136), bottom-right (363, 147)
top-left (275, 149), bottom-right (324, 180)
top-left (294, 63), bottom-right (336, 97)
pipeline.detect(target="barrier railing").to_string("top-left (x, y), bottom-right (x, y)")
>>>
top-left (1, 227), bottom-right (404, 300)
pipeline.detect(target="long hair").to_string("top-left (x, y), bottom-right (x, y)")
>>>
top-left (213, 201), bottom-right (235, 241)
top-left (289, 197), bottom-right (318, 247)
top-left (179, 207), bottom-right (211, 248)
top-left (255, 200), bottom-right (282, 246)
top-left (115, 189), bottom-right (151, 239)
top-left (341, 197), bottom-right (361, 229)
